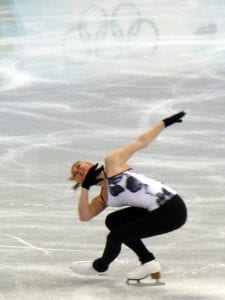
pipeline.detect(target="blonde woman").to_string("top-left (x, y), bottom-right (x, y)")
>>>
top-left (70, 112), bottom-right (187, 283)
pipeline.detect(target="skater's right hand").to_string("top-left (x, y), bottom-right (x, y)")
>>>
top-left (82, 163), bottom-right (104, 190)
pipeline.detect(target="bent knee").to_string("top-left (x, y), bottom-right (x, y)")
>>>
top-left (105, 213), bottom-right (117, 229)
top-left (106, 230), bottom-right (123, 243)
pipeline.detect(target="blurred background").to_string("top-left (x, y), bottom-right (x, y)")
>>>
top-left (0, 1), bottom-right (225, 299)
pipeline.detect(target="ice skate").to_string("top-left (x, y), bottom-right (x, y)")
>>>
top-left (71, 261), bottom-right (106, 276)
top-left (126, 259), bottom-right (161, 284)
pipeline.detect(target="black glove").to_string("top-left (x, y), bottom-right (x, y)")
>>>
top-left (82, 163), bottom-right (104, 190)
top-left (163, 111), bottom-right (186, 127)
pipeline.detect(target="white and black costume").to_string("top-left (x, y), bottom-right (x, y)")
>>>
top-left (93, 169), bottom-right (187, 272)
top-left (106, 169), bottom-right (177, 211)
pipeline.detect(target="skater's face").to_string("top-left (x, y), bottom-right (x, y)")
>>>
top-left (71, 161), bottom-right (93, 184)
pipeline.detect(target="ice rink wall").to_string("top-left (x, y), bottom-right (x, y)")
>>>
top-left (1, 0), bottom-right (225, 83)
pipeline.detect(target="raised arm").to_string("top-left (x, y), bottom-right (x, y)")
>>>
top-left (105, 112), bottom-right (186, 176)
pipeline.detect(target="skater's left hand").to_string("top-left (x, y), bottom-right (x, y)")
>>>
top-left (162, 111), bottom-right (186, 127)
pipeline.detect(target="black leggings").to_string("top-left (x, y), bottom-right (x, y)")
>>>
top-left (93, 195), bottom-right (187, 272)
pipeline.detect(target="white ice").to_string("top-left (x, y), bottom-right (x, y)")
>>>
top-left (0, 0), bottom-right (225, 299)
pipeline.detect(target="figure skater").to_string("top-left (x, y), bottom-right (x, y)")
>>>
top-left (69, 111), bottom-right (187, 283)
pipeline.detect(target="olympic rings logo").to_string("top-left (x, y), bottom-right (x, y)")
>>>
top-left (63, 3), bottom-right (159, 65)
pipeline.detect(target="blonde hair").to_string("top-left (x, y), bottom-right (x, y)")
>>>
top-left (69, 160), bottom-right (92, 190)
top-left (71, 182), bottom-right (81, 190)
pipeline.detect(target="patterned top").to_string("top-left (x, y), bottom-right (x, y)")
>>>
top-left (106, 169), bottom-right (176, 211)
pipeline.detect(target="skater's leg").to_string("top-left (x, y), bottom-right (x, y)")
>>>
top-left (127, 196), bottom-right (187, 282)
top-left (93, 208), bottom-right (153, 272)
top-left (93, 195), bottom-right (187, 272)
top-left (93, 220), bottom-right (152, 272)
top-left (105, 207), bottom-right (155, 263)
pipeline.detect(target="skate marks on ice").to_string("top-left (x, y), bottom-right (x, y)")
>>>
top-left (0, 232), bottom-right (94, 256)
top-left (0, 232), bottom-right (50, 254)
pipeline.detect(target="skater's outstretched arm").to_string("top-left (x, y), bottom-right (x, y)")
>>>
top-left (104, 122), bottom-right (164, 176)
top-left (105, 112), bottom-right (186, 177)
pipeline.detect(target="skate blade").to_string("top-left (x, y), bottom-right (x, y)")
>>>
top-left (126, 278), bottom-right (165, 286)
top-left (126, 272), bottom-right (164, 286)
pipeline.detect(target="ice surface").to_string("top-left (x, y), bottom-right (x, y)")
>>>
top-left (0, 0), bottom-right (225, 299)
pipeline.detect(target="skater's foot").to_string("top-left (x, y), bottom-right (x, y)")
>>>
top-left (127, 259), bottom-right (161, 283)
top-left (71, 261), bottom-right (106, 276)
